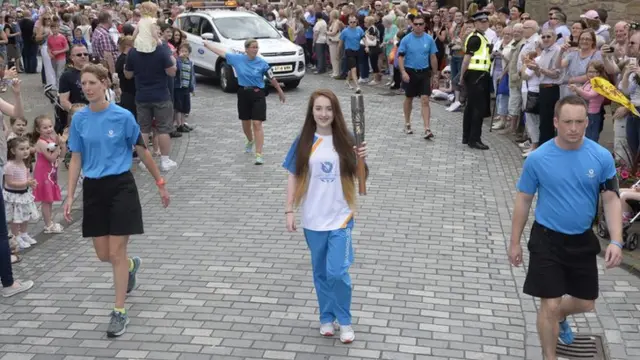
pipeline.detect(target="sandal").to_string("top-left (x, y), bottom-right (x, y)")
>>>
top-left (11, 254), bottom-right (21, 264)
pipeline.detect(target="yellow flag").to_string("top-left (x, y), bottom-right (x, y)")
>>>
top-left (590, 76), bottom-right (640, 117)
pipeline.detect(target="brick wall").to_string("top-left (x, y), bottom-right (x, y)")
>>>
top-left (527, 0), bottom-right (640, 26)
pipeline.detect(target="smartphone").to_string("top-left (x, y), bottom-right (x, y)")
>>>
top-left (604, 45), bottom-right (615, 53)
top-left (629, 57), bottom-right (638, 68)
top-left (569, 41), bottom-right (578, 47)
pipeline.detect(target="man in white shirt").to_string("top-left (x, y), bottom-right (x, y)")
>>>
top-left (517, 20), bottom-right (540, 73)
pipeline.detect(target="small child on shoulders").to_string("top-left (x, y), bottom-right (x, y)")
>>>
top-left (133, 1), bottom-right (161, 53)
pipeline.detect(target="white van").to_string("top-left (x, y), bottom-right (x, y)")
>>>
top-left (173, 10), bottom-right (306, 92)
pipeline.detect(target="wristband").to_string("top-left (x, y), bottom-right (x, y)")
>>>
top-left (285, 211), bottom-right (293, 214)
top-left (156, 178), bottom-right (166, 187)
top-left (610, 240), bottom-right (624, 249)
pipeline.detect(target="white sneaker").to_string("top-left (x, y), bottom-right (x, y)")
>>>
top-left (319, 322), bottom-right (338, 336)
top-left (518, 140), bottom-right (531, 149)
top-left (20, 233), bottom-right (37, 245)
top-left (368, 80), bottom-right (379, 86)
top-left (447, 94), bottom-right (455, 102)
top-left (447, 101), bottom-right (461, 112)
top-left (491, 119), bottom-right (504, 130)
top-left (339, 325), bottom-right (355, 343)
top-left (358, 78), bottom-right (369, 84)
top-left (160, 159), bottom-right (178, 172)
top-left (17, 235), bottom-right (30, 249)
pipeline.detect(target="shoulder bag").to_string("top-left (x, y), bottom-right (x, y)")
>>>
top-left (524, 80), bottom-right (539, 114)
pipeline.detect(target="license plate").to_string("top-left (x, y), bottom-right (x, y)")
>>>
top-left (271, 65), bottom-right (293, 73)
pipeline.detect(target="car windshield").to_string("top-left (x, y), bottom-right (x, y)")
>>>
top-left (213, 16), bottom-right (280, 40)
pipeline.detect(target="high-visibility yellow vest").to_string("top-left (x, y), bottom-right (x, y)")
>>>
top-left (464, 31), bottom-right (491, 72)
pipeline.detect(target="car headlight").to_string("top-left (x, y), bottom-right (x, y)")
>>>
top-left (298, 47), bottom-right (304, 56)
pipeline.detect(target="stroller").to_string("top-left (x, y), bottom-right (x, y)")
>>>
top-left (44, 85), bottom-right (71, 168)
top-left (597, 179), bottom-right (640, 251)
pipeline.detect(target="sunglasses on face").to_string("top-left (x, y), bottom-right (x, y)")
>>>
top-left (75, 53), bottom-right (89, 57)
top-left (541, 35), bottom-right (552, 39)
top-left (413, 22), bottom-right (425, 26)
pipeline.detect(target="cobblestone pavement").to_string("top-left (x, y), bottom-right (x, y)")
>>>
top-left (1, 72), bottom-right (640, 360)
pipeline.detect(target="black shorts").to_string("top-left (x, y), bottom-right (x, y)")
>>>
top-left (523, 222), bottom-right (600, 301)
top-left (237, 86), bottom-right (267, 121)
top-left (404, 68), bottom-right (432, 98)
top-left (82, 171), bottom-right (144, 238)
top-left (345, 49), bottom-right (358, 70)
top-left (174, 88), bottom-right (191, 114)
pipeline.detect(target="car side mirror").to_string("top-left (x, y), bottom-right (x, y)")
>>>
top-left (201, 32), bottom-right (215, 41)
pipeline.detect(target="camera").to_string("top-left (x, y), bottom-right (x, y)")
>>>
top-left (630, 22), bottom-right (640, 30)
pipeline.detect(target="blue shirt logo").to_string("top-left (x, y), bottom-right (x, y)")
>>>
top-left (319, 161), bottom-right (336, 183)
top-left (198, 48), bottom-right (205, 54)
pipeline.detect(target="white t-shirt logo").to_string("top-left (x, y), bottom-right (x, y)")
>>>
top-left (587, 169), bottom-right (595, 178)
top-left (107, 130), bottom-right (115, 138)
top-left (319, 161), bottom-right (336, 183)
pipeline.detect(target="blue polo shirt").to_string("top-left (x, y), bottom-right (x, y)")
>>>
top-left (340, 26), bottom-right (365, 51)
top-left (226, 53), bottom-right (271, 88)
top-left (398, 32), bottom-right (437, 70)
top-left (516, 138), bottom-right (616, 235)
top-left (68, 104), bottom-right (140, 179)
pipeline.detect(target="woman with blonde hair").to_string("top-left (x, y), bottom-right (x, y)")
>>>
top-left (326, 10), bottom-right (343, 78)
top-left (283, 89), bottom-right (367, 344)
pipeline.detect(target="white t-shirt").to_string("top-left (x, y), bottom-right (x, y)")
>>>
top-left (522, 56), bottom-right (541, 93)
top-left (283, 134), bottom-right (353, 231)
top-left (314, 19), bottom-right (328, 44)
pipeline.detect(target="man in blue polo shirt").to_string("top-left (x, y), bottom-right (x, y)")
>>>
top-left (508, 96), bottom-right (623, 359)
top-left (397, 13), bottom-right (438, 139)
top-left (339, 15), bottom-right (365, 93)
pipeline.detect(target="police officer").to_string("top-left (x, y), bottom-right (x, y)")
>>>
top-left (397, 13), bottom-right (439, 139)
top-left (459, 11), bottom-right (491, 150)
top-left (508, 96), bottom-right (623, 359)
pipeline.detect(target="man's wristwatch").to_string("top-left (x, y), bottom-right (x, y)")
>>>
top-left (156, 178), bottom-right (166, 187)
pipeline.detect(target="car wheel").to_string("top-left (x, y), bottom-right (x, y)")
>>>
top-left (220, 63), bottom-right (238, 93)
top-left (284, 79), bottom-right (301, 89)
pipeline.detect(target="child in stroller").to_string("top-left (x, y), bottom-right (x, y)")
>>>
top-left (597, 179), bottom-right (640, 250)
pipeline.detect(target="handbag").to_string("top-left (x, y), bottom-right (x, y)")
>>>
top-left (524, 81), bottom-right (539, 114)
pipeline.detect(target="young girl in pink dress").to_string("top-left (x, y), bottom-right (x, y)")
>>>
top-left (31, 115), bottom-right (65, 233)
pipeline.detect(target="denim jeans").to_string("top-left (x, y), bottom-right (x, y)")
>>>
top-left (626, 114), bottom-right (640, 160)
top-left (21, 42), bottom-right (38, 74)
top-left (0, 191), bottom-right (14, 288)
top-left (586, 113), bottom-right (603, 143)
top-left (450, 55), bottom-right (463, 84)
top-left (314, 43), bottom-right (326, 73)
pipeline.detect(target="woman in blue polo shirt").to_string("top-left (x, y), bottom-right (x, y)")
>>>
top-left (64, 64), bottom-right (170, 339)
top-left (204, 38), bottom-right (286, 165)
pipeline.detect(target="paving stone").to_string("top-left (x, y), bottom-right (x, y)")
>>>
top-left (3, 71), bottom-right (640, 360)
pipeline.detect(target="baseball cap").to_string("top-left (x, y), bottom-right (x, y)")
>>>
top-left (580, 10), bottom-right (599, 20)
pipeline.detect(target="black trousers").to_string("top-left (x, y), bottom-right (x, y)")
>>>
top-left (462, 71), bottom-right (490, 143)
top-left (538, 85), bottom-right (560, 146)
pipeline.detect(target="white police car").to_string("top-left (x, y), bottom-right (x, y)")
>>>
top-left (174, 10), bottom-right (305, 92)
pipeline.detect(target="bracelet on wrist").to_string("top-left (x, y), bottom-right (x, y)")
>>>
top-left (610, 240), bottom-right (624, 249)
top-left (285, 211), bottom-right (293, 214)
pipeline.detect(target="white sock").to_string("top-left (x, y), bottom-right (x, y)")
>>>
top-left (161, 156), bottom-right (169, 162)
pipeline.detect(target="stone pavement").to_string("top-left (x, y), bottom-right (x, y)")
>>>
top-left (1, 72), bottom-right (640, 360)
